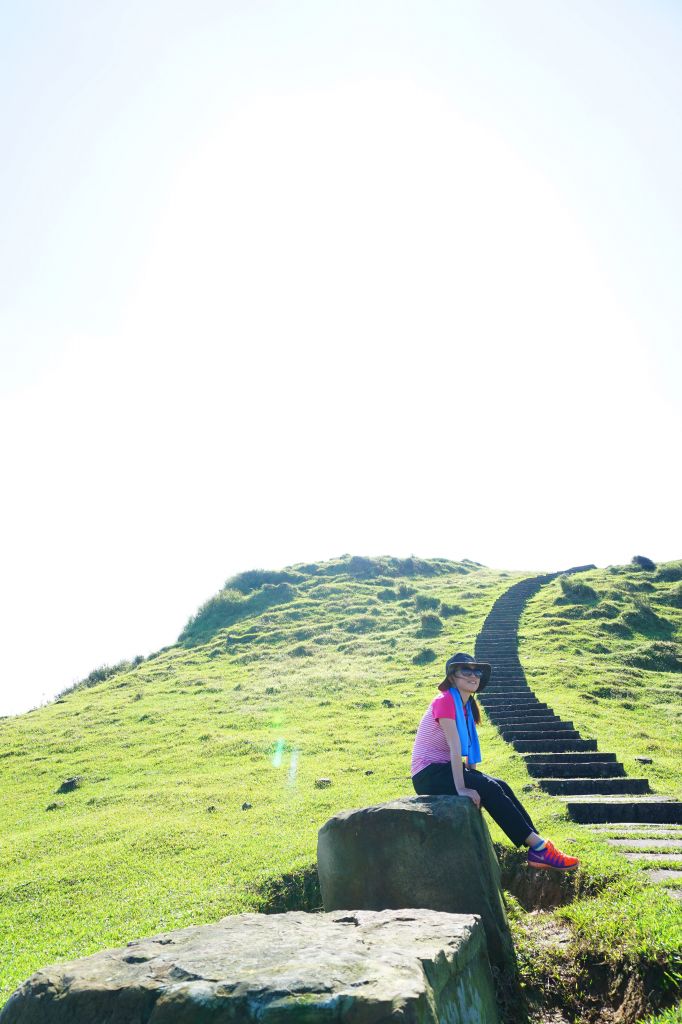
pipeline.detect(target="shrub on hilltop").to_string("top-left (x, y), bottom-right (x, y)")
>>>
top-left (413, 648), bottom-right (437, 665)
top-left (656, 561), bottom-right (682, 582)
top-left (419, 613), bottom-right (444, 636)
top-left (624, 641), bottom-right (682, 673)
top-left (441, 603), bottom-right (466, 617)
top-left (558, 575), bottom-right (598, 603)
top-left (632, 554), bottom-right (657, 571)
top-left (620, 597), bottom-right (673, 637)
top-left (180, 583), bottom-right (296, 644)
top-left (225, 569), bottom-right (304, 594)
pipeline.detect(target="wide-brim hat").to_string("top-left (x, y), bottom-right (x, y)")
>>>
top-left (438, 652), bottom-right (491, 692)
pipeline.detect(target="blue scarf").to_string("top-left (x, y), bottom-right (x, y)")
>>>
top-left (449, 687), bottom-right (482, 765)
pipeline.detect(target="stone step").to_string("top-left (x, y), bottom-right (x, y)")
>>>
top-left (477, 634), bottom-right (519, 640)
top-left (484, 680), bottom-right (529, 686)
top-left (523, 751), bottom-right (618, 764)
top-left (483, 673), bottom-right (527, 679)
top-left (561, 797), bottom-right (682, 824)
top-left (476, 644), bottom-right (519, 649)
top-left (481, 712), bottom-right (557, 720)
top-left (485, 692), bottom-right (532, 699)
top-left (623, 852), bottom-right (682, 861)
top-left (483, 706), bottom-right (550, 715)
top-left (492, 720), bottom-right (567, 732)
top-left (485, 704), bottom-right (554, 713)
top-left (514, 738), bottom-right (598, 753)
top-left (484, 711), bottom-right (548, 720)
top-left (538, 777), bottom-right (650, 796)
top-left (481, 695), bottom-right (543, 702)
top-left (480, 698), bottom-right (545, 707)
top-left (526, 761), bottom-right (625, 779)
top-left (500, 729), bottom-right (580, 741)
top-left (477, 651), bottom-right (521, 655)
top-left (489, 712), bottom-right (561, 720)
top-left (482, 662), bottom-right (523, 667)
top-left (589, 823), bottom-right (682, 832)
top-left (643, 868), bottom-right (682, 883)
top-left (608, 838), bottom-right (682, 849)
top-left (478, 655), bottom-right (521, 659)
top-left (484, 707), bottom-right (547, 716)
top-left (481, 633), bottom-right (520, 638)
top-left (622, 851), bottom-right (679, 860)
top-left (483, 693), bottom-right (538, 702)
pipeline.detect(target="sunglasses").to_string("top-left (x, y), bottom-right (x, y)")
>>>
top-left (455, 667), bottom-right (483, 678)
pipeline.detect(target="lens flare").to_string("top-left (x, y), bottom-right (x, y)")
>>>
top-left (272, 738), bottom-right (285, 767)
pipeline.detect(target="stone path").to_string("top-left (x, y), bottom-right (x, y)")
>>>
top-left (474, 569), bottom-right (682, 899)
top-left (608, 838), bottom-right (682, 848)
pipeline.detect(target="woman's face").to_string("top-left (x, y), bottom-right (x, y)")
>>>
top-left (451, 667), bottom-right (481, 696)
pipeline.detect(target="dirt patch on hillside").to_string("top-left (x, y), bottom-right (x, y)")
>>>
top-left (515, 909), bottom-right (678, 1024)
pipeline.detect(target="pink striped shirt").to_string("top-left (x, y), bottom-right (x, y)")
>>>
top-left (410, 691), bottom-right (475, 776)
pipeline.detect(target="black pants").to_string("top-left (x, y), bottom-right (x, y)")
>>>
top-left (411, 762), bottom-right (538, 847)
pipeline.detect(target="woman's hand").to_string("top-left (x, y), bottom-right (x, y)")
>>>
top-left (457, 787), bottom-right (481, 809)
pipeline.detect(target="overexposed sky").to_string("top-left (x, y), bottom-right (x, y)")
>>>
top-left (1, 1), bottom-right (681, 716)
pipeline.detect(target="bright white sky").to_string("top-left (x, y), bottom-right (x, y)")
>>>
top-left (1, 1), bottom-right (681, 717)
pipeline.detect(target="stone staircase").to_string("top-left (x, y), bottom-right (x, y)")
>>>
top-left (474, 570), bottom-right (682, 894)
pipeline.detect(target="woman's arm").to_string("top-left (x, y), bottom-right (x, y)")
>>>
top-left (438, 718), bottom-right (481, 808)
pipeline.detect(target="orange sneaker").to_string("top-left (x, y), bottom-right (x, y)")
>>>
top-left (527, 839), bottom-right (579, 871)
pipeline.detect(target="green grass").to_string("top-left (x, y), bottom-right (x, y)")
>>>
top-left (637, 1007), bottom-right (682, 1024)
top-left (0, 557), bottom-right (523, 1005)
top-left (1, 554), bottom-right (680, 1020)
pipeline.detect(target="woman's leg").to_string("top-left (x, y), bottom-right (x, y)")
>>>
top-left (494, 776), bottom-right (539, 838)
top-left (463, 768), bottom-right (537, 847)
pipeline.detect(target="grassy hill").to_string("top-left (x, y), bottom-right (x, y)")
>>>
top-left (1, 554), bottom-right (680, 1021)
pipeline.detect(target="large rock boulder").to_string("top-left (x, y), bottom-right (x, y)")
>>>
top-left (317, 795), bottom-right (515, 971)
top-left (0, 909), bottom-right (499, 1023)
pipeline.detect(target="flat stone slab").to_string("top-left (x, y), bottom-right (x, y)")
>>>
top-left (561, 796), bottom-right (681, 803)
top-left (562, 797), bottom-right (682, 824)
top-left (607, 839), bottom-right (682, 849)
top-left (644, 869), bottom-right (682, 883)
top-left (623, 853), bottom-right (682, 862)
top-left (0, 910), bottom-right (500, 1024)
top-left (588, 824), bottom-right (682, 833)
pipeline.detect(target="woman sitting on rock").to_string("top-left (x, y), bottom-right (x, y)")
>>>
top-left (411, 652), bottom-right (579, 871)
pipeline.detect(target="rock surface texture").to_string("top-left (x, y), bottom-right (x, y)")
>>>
top-left (317, 795), bottom-right (515, 972)
top-left (0, 909), bottom-right (499, 1024)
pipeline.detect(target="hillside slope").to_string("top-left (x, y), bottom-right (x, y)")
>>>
top-left (1, 554), bottom-right (680, 1020)
top-left (0, 556), bottom-right (526, 1005)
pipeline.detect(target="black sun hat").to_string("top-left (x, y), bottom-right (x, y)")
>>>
top-left (438, 652), bottom-right (492, 692)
